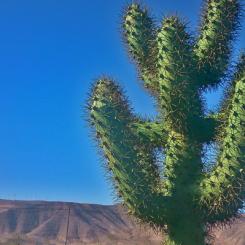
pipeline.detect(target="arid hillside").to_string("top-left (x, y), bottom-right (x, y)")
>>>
top-left (0, 199), bottom-right (244, 245)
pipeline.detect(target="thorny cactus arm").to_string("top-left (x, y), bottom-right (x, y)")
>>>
top-left (156, 17), bottom-right (203, 136)
top-left (88, 78), bottom-right (168, 225)
top-left (195, 0), bottom-right (241, 89)
top-left (200, 55), bottom-right (245, 224)
top-left (130, 117), bottom-right (218, 148)
top-left (123, 4), bottom-right (158, 93)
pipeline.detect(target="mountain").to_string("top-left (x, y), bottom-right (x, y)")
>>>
top-left (0, 199), bottom-right (244, 245)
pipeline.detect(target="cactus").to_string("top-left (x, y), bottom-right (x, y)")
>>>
top-left (86, 1), bottom-right (244, 244)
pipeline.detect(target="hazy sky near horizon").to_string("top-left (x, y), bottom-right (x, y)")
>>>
top-left (0, 0), bottom-right (244, 205)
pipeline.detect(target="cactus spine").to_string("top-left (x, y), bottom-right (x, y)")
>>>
top-left (87, 1), bottom-right (244, 244)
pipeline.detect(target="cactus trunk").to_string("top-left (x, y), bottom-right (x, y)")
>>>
top-left (164, 219), bottom-right (205, 245)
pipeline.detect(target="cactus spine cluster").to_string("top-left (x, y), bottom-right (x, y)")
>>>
top-left (87, 1), bottom-right (245, 244)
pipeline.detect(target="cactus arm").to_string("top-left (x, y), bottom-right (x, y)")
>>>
top-left (88, 78), bottom-right (168, 225)
top-left (156, 17), bottom-right (204, 137)
top-left (194, 0), bottom-right (241, 89)
top-left (123, 4), bottom-right (158, 93)
top-left (199, 55), bottom-right (245, 223)
top-left (131, 115), bottom-right (219, 149)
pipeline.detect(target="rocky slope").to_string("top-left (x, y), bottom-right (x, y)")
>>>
top-left (0, 199), bottom-right (244, 245)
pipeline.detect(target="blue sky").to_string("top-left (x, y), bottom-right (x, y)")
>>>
top-left (0, 0), bottom-right (244, 205)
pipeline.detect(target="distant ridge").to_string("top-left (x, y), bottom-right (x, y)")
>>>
top-left (0, 199), bottom-right (244, 245)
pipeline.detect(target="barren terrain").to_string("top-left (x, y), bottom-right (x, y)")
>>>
top-left (0, 199), bottom-right (244, 245)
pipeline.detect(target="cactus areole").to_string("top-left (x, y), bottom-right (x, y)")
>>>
top-left (87, 1), bottom-right (245, 244)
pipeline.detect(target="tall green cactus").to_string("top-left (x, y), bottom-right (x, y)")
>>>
top-left (86, 1), bottom-right (244, 244)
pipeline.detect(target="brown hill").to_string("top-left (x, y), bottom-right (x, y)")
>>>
top-left (0, 199), bottom-right (244, 245)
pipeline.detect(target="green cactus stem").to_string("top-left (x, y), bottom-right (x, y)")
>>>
top-left (86, 1), bottom-right (244, 244)
top-left (123, 4), bottom-right (158, 93)
top-left (195, 0), bottom-right (241, 89)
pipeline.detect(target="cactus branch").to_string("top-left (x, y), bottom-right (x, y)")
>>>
top-left (123, 4), bottom-right (158, 93)
top-left (88, 78), bottom-right (168, 225)
top-left (200, 54), bottom-right (245, 224)
top-left (195, 0), bottom-right (241, 89)
top-left (156, 17), bottom-right (205, 138)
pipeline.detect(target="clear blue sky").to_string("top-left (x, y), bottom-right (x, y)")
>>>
top-left (0, 0), bottom-right (244, 205)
